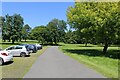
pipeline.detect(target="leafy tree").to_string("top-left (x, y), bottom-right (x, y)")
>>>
top-left (0, 16), bottom-right (7, 42)
top-left (22, 24), bottom-right (31, 41)
top-left (30, 19), bottom-right (67, 44)
top-left (47, 18), bottom-right (67, 44)
top-left (2, 14), bottom-right (24, 43)
top-left (67, 2), bottom-right (119, 53)
top-left (94, 2), bottom-right (119, 53)
top-left (47, 19), bottom-right (59, 44)
top-left (64, 30), bottom-right (80, 44)
top-left (12, 14), bottom-right (24, 43)
top-left (31, 26), bottom-right (48, 44)
top-left (58, 20), bottom-right (67, 42)
top-left (5, 14), bottom-right (13, 42)
top-left (67, 2), bottom-right (96, 46)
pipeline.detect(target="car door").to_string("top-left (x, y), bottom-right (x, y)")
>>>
top-left (14, 46), bottom-right (22, 56)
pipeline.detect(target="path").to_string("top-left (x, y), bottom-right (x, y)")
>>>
top-left (23, 46), bottom-right (105, 78)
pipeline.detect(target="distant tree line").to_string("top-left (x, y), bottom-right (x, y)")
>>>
top-left (0, 14), bottom-right (31, 43)
top-left (0, 15), bottom-right (67, 44)
top-left (30, 18), bottom-right (67, 44)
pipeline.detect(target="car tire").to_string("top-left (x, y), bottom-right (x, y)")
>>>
top-left (0, 57), bottom-right (4, 66)
top-left (20, 52), bottom-right (26, 57)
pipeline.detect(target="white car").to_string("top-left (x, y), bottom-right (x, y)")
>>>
top-left (4, 46), bottom-right (31, 57)
top-left (36, 44), bottom-right (42, 50)
top-left (0, 50), bottom-right (13, 65)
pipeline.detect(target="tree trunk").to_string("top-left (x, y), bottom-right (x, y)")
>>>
top-left (16, 39), bottom-right (18, 42)
top-left (12, 39), bottom-right (15, 44)
top-left (20, 38), bottom-right (21, 42)
top-left (103, 42), bottom-right (109, 54)
top-left (85, 42), bottom-right (87, 46)
top-left (25, 39), bottom-right (26, 42)
top-left (54, 37), bottom-right (57, 45)
top-left (8, 39), bottom-right (10, 42)
top-left (3, 39), bottom-right (6, 42)
top-left (85, 39), bottom-right (88, 46)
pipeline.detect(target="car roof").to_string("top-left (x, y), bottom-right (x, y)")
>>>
top-left (19, 44), bottom-right (29, 45)
top-left (16, 45), bottom-right (25, 47)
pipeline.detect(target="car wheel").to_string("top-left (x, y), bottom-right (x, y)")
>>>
top-left (20, 52), bottom-right (26, 57)
top-left (0, 57), bottom-right (4, 66)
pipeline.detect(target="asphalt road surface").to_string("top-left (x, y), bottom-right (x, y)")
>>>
top-left (23, 46), bottom-right (105, 78)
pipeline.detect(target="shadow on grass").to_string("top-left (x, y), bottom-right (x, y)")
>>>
top-left (0, 42), bottom-right (20, 45)
top-left (13, 55), bottom-right (31, 57)
top-left (64, 49), bottom-right (120, 59)
top-left (77, 45), bottom-right (95, 47)
top-left (3, 61), bottom-right (14, 66)
top-left (43, 44), bottom-right (63, 46)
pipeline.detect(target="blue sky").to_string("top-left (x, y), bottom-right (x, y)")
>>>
top-left (2, 2), bottom-right (74, 29)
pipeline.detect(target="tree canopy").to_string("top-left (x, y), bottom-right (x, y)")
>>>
top-left (67, 2), bottom-right (120, 53)
top-left (2, 14), bottom-right (24, 43)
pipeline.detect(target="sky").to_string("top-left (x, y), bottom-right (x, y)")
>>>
top-left (2, 0), bottom-right (74, 2)
top-left (2, 2), bottom-right (74, 28)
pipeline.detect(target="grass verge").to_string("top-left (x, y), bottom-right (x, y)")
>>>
top-left (1, 41), bottom-right (48, 78)
top-left (2, 46), bottom-right (48, 78)
top-left (59, 43), bottom-right (119, 78)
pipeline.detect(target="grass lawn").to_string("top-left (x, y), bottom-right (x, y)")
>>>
top-left (59, 43), bottom-right (119, 78)
top-left (0, 40), bottom-right (48, 78)
top-left (1, 40), bottom-right (39, 49)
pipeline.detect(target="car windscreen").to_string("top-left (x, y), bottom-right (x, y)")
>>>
top-left (6, 47), bottom-right (15, 50)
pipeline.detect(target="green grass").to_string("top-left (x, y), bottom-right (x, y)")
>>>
top-left (59, 43), bottom-right (119, 78)
top-left (1, 40), bottom-right (39, 49)
top-left (1, 46), bottom-right (48, 78)
top-left (0, 40), bottom-right (48, 78)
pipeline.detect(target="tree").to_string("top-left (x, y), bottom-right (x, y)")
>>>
top-left (47, 18), bottom-right (67, 44)
top-left (5, 14), bottom-right (13, 42)
top-left (58, 20), bottom-right (67, 42)
top-left (12, 14), bottom-right (24, 43)
top-left (30, 26), bottom-right (48, 44)
top-left (30, 18), bottom-right (67, 44)
top-left (67, 2), bottom-right (119, 53)
top-left (2, 14), bottom-right (24, 43)
top-left (22, 24), bottom-right (31, 41)
top-left (0, 16), bottom-right (7, 42)
top-left (94, 2), bottom-right (119, 53)
top-left (64, 30), bottom-right (80, 44)
top-left (67, 2), bottom-right (96, 46)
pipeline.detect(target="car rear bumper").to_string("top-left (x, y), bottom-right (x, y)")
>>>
top-left (26, 51), bottom-right (31, 55)
top-left (3, 55), bottom-right (13, 63)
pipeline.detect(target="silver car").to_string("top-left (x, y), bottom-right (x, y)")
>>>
top-left (4, 46), bottom-right (31, 57)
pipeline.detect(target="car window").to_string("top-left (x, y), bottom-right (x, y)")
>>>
top-left (25, 45), bottom-right (29, 48)
top-left (15, 46), bottom-right (23, 49)
top-left (29, 45), bottom-right (34, 49)
top-left (6, 47), bottom-right (15, 50)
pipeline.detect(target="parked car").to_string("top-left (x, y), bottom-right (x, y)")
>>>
top-left (36, 44), bottom-right (42, 50)
top-left (29, 44), bottom-right (38, 53)
top-left (0, 50), bottom-right (13, 65)
top-left (19, 44), bottom-right (37, 53)
top-left (4, 46), bottom-right (31, 57)
top-left (19, 44), bottom-right (32, 53)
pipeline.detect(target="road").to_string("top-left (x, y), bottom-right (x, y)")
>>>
top-left (23, 46), bottom-right (105, 78)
